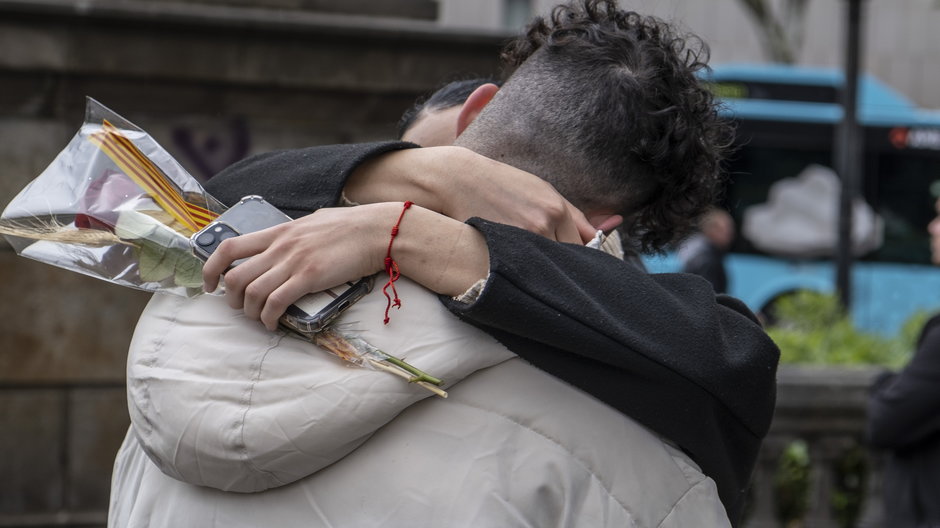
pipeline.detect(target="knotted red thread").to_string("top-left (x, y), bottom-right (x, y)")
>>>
top-left (383, 201), bottom-right (413, 324)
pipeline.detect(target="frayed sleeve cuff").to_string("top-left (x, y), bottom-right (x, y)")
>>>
top-left (453, 276), bottom-right (489, 304)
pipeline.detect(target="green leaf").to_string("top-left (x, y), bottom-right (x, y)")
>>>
top-left (136, 238), bottom-right (178, 282)
top-left (135, 237), bottom-right (204, 287)
top-left (173, 251), bottom-right (204, 288)
top-left (114, 210), bottom-right (159, 240)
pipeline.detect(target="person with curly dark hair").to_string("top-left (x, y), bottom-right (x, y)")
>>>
top-left (110, 2), bottom-right (778, 527)
top-left (476, 5), bottom-right (732, 251)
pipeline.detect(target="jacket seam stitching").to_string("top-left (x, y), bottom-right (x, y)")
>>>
top-left (133, 296), bottom-right (185, 460)
top-left (655, 479), bottom-right (722, 528)
top-left (447, 398), bottom-right (646, 521)
top-left (235, 331), bottom-right (289, 487)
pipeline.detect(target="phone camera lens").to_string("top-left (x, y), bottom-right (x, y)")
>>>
top-left (195, 231), bottom-right (216, 247)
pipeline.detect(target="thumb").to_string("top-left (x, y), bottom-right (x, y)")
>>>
top-left (563, 205), bottom-right (600, 244)
top-left (594, 214), bottom-right (624, 234)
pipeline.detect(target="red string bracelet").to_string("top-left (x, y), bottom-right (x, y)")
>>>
top-left (382, 201), bottom-right (413, 324)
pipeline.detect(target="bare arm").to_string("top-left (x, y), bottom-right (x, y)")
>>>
top-left (345, 146), bottom-right (597, 244)
top-left (202, 143), bottom-right (596, 332)
top-left (203, 202), bottom-right (489, 331)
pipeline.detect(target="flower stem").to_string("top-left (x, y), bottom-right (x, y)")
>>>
top-left (380, 355), bottom-right (443, 386)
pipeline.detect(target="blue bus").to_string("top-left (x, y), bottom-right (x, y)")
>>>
top-left (643, 63), bottom-right (940, 336)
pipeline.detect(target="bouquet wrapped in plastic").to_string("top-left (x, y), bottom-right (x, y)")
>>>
top-left (2, 98), bottom-right (222, 296)
top-left (1, 98), bottom-right (444, 396)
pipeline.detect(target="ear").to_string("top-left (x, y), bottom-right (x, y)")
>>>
top-left (456, 83), bottom-right (500, 137)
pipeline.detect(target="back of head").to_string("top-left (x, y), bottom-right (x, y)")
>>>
top-left (398, 78), bottom-right (498, 140)
top-left (455, 0), bottom-right (731, 252)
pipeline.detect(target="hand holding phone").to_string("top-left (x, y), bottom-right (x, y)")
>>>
top-left (191, 196), bottom-right (373, 335)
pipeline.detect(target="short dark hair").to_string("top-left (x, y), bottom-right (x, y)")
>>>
top-left (397, 78), bottom-right (499, 139)
top-left (457, 0), bottom-right (732, 252)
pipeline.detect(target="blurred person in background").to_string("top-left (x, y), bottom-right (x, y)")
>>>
top-left (679, 207), bottom-right (735, 294)
top-left (867, 196), bottom-right (940, 528)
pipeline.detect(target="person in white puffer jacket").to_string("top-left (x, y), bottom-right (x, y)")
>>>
top-left (111, 254), bottom-right (730, 528)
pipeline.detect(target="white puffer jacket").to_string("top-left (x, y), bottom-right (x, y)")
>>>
top-left (109, 277), bottom-right (730, 528)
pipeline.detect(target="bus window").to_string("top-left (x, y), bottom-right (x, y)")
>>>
top-left (642, 64), bottom-right (940, 335)
top-left (725, 144), bottom-right (832, 255)
top-left (865, 150), bottom-right (940, 265)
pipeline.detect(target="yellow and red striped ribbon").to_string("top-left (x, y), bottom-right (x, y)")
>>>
top-left (88, 120), bottom-right (217, 233)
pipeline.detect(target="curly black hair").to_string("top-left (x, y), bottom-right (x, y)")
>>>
top-left (488, 0), bottom-right (733, 252)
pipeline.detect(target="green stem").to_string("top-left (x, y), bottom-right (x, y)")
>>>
top-left (381, 355), bottom-right (443, 386)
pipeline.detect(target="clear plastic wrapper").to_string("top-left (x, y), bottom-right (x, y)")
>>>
top-left (1, 97), bottom-right (224, 296)
top-left (310, 326), bottom-right (446, 397)
top-left (1, 98), bottom-right (445, 396)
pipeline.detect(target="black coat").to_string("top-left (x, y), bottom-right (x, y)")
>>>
top-left (680, 235), bottom-right (728, 294)
top-left (206, 142), bottom-right (781, 526)
top-left (869, 314), bottom-right (940, 527)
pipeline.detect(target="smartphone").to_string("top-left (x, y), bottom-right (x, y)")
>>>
top-left (190, 195), bottom-right (374, 335)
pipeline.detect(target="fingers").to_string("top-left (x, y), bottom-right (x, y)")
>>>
top-left (561, 205), bottom-right (598, 244)
top-left (593, 214), bottom-right (624, 235)
top-left (220, 263), bottom-right (308, 331)
top-left (207, 241), bottom-right (307, 331)
top-left (234, 261), bottom-right (288, 321)
top-left (201, 229), bottom-right (276, 292)
top-left (530, 199), bottom-right (594, 244)
top-left (508, 182), bottom-right (595, 244)
top-left (199, 207), bottom-right (385, 331)
top-left (259, 277), bottom-right (312, 331)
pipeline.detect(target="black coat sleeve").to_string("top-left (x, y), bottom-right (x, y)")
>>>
top-left (868, 314), bottom-right (940, 450)
top-left (442, 219), bottom-right (780, 525)
top-left (204, 141), bottom-right (417, 216)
